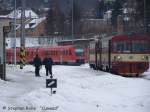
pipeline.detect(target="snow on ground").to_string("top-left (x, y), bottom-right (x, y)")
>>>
top-left (0, 64), bottom-right (150, 112)
top-left (143, 70), bottom-right (150, 80)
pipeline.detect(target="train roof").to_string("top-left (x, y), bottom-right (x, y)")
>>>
top-left (6, 45), bottom-right (75, 50)
top-left (38, 45), bottom-right (74, 48)
top-left (111, 34), bottom-right (150, 41)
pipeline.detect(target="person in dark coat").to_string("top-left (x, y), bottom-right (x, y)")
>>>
top-left (43, 55), bottom-right (53, 77)
top-left (33, 54), bottom-right (42, 77)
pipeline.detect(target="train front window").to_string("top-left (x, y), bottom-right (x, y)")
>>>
top-left (132, 41), bottom-right (149, 52)
top-left (75, 49), bottom-right (84, 56)
top-left (113, 41), bottom-right (131, 53)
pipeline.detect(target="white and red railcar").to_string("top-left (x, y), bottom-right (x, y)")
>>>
top-left (89, 34), bottom-right (150, 76)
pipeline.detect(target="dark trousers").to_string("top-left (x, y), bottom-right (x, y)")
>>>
top-left (35, 67), bottom-right (40, 76)
top-left (45, 66), bottom-right (52, 76)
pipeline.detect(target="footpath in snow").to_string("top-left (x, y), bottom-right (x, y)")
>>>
top-left (0, 64), bottom-right (149, 112)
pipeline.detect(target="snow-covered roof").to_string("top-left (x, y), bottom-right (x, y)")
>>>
top-left (7, 9), bottom-right (39, 19)
top-left (25, 17), bottom-right (46, 29)
top-left (0, 15), bottom-right (8, 18)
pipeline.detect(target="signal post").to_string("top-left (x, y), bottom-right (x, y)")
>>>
top-left (20, 0), bottom-right (26, 69)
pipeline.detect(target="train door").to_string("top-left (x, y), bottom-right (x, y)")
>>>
top-left (108, 40), bottom-right (111, 72)
top-left (95, 42), bottom-right (98, 69)
top-left (89, 41), bottom-right (96, 69)
top-left (97, 40), bottom-right (102, 70)
top-left (100, 42), bottom-right (102, 70)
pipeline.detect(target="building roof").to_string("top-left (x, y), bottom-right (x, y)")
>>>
top-left (7, 9), bottom-right (39, 19)
top-left (25, 17), bottom-right (46, 29)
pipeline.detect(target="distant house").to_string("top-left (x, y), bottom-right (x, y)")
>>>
top-left (7, 9), bottom-right (39, 19)
top-left (5, 9), bottom-right (46, 37)
top-left (0, 16), bottom-right (12, 33)
top-left (80, 18), bottom-right (112, 35)
top-left (24, 17), bottom-right (46, 36)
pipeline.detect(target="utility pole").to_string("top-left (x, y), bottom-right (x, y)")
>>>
top-left (71, 0), bottom-right (74, 44)
top-left (21, 0), bottom-right (25, 46)
top-left (13, 0), bottom-right (16, 65)
top-left (20, 0), bottom-right (26, 69)
top-left (144, 0), bottom-right (147, 34)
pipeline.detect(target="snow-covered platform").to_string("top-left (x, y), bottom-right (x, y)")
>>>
top-left (0, 64), bottom-right (149, 112)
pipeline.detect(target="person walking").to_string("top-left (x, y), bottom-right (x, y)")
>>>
top-left (43, 55), bottom-right (53, 77)
top-left (33, 54), bottom-right (42, 77)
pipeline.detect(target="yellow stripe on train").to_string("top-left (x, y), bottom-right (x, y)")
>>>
top-left (111, 54), bottom-right (149, 62)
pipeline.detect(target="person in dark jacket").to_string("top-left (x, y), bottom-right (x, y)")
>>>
top-left (33, 54), bottom-right (42, 77)
top-left (43, 55), bottom-right (53, 77)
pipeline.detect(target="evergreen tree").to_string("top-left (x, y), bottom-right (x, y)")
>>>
top-left (136, 0), bottom-right (150, 35)
top-left (16, 0), bottom-right (21, 8)
top-left (68, 0), bottom-right (81, 35)
top-left (96, 0), bottom-right (105, 19)
top-left (111, 0), bottom-right (123, 28)
top-left (45, 9), bottom-right (55, 35)
top-left (45, 0), bottom-right (65, 35)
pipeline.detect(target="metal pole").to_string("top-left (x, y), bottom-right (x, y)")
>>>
top-left (71, 0), bottom-right (74, 44)
top-left (144, 0), bottom-right (146, 34)
top-left (20, 0), bottom-right (26, 69)
top-left (14, 0), bottom-right (16, 65)
top-left (21, 0), bottom-right (25, 47)
top-left (3, 31), bottom-right (6, 80)
top-left (2, 26), bottom-right (8, 80)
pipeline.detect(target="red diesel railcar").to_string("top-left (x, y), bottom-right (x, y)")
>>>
top-left (6, 45), bottom-right (86, 65)
top-left (89, 34), bottom-right (150, 76)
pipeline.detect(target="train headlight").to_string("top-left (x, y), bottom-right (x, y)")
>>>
top-left (114, 55), bottom-right (122, 61)
top-left (141, 55), bottom-right (149, 60)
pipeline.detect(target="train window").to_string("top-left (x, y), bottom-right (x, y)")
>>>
top-left (113, 41), bottom-right (131, 53)
top-left (132, 41), bottom-right (149, 52)
top-left (75, 49), bottom-right (84, 56)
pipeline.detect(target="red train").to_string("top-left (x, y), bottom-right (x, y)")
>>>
top-left (89, 34), bottom-right (150, 76)
top-left (6, 45), bottom-right (87, 65)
